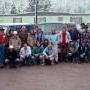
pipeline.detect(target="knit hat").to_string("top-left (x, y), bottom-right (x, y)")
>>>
top-left (13, 31), bottom-right (18, 35)
top-left (0, 27), bottom-right (4, 31)
top-left (9, 45), bottom-right (14, 49)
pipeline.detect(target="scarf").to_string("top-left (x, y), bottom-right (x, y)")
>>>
top-left (62, 31), bottom-right (67, 44)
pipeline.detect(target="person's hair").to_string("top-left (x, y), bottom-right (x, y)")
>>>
top-left (34, 25), bottom-right (38, 29)
top-left (35, 41), bottom-right (41, 47)
top-left (20, 26), bottom-right (28, 32)
top-left (85, 25), bottom-right (88, 29)
top-left (48, 42), bottom-right (54, 46)
top-left (43, 39), bottom-right (49, 45)
top-left (23, 43), bottom-right (28, 47)
top-left (80, 23), bottom-right (85, 26)
top-left (44, 39), bottom-right (49, 42)
top-left (62, 25), bottom-right (67, 30)
top-left (80, 23), bottom-right (86, 29)
top-left (37, 28), bottom-right (42, 33)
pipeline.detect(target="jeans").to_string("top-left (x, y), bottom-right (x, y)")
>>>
top-left (21, 55), bottom-right (32, 65)
top-left (0, 45), bottom-right (5, 65)
top-left (31, 55), bottom-right (40, 64)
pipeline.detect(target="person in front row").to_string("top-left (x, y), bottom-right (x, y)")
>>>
top-left (43, 43), bottom-right (55, 65)
top-left (67, 40), bottom-right (79, 63)
top-left (32, 42), bottom-right (44, 64)
top-left (78, 41), bottom-right (89, 63)
top-left (7, 45), bottom-right (17, 68)
top-left (20, 43), bottom-right (32, 66)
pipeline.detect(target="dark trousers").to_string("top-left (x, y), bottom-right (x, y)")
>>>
top-left (45, 59), bottom-right (51, 65)
top-left (32, 55), bottom-right (41, 64)
top-left (22, 56), bottom-right (31, 65)
top-left (67, 52), bottom-right (79, 63)
top-left (0, 45), bottom-right (5, 65)
top-left (8, 59), bottom-right (16, 68)
top-left (59, 43), bottom-right (68, 62)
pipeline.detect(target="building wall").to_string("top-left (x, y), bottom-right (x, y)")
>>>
top-left (0, 16), bottom-right (13, 23)
top-left (0, 15), bottom-right (90, 24)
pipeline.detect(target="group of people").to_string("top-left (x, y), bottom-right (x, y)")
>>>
top-left (0, 23), bottom-right (90, 68)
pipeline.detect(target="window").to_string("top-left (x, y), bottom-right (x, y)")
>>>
top-left (70, 17), bottom-right (82, 24)
top-left (58, 17), bottom-right (63, 21)
top-left (34, 17), bottom-right (46, 24)
top-left (13, 17), bottom-right (22, 23)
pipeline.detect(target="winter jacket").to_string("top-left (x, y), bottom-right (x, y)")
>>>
top-left (9, 36), bottom-right (21, 50)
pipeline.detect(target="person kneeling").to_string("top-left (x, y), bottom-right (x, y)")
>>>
top-left (43, 43), bottom-right (55, 65)
top-left (32, 42), bottom-right (44, 64)
top-left (20, 43), bottom-right (32, 66)
top-left (7, 45), bottom-right (17, 68)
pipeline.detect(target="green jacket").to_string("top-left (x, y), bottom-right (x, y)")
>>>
top-left (32, 47), bottom-right (44, 55)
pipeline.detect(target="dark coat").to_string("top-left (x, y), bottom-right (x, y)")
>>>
top-left (69, 29), bottom-right (81, 41)
top-left (7, 49), bottom-right (17, 60)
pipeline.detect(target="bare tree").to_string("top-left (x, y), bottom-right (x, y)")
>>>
top-left (25, 0), bottom-right (51, 12)
top-left (10, 3), bottom-right (17, 14)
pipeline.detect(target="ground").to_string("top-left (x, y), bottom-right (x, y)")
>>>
top-left (0, 63), bottom-right (90, 90)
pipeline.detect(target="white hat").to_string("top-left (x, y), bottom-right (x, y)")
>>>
top-left (21, 26), bottom-right (26, 29)
top-left (9, 45), bottom-right (14, 49)
top-left (4, 30), bottom-right (7, 34)
top-left (13, 31), bottom-right (17, 35)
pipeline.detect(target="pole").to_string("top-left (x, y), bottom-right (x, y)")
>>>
top-left (35, 0), bottom-right (38, 24)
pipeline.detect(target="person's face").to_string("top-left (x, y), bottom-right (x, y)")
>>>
top-left (13, 34), bottom-right (17, 37)
top-left (62, 28), bottom-right (66, 32)
top-left (21, 26), bottom-right (27, 32)
top-left (22, 29), bottom-right (26, 32)
top-left (82, 43), bottom-right (85, 47)
top-left (31, 30), bottom-right (34, 34)
top-left (73, 26), bottom-right (77, 30)
top-left (85, 28), bottom-right (88, 32)
top-left (77, 39), bottom-right (80, 43)
top-left (51, 28), bottom-right (56, 34)
top-left (70, 42), bottom-right (74, 46)
top-left (0, 31), bottom-right (3, 35)
top-left (9, 48), bottom-right (14, 52)
top-left (38, 29), bottom-right (41, 33)
top-left (48, 44), bottom-right (52, 49)
top-left (81, 24), bottom-right (85, 29)
top-left (34, 29), bottom-right (37, 33)
top-left (45, 40), bottom-right (48, 43)
top-left (37, 42), bottom-right (40, 47)
top-left (24, 44), bottom-right (27, 50)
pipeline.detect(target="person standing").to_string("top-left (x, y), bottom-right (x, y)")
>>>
top-left (69, 25), bottom-right (81, 41)
top-left (27, 32), bottom-right (34, 47)
top-left (59, 26), bottom-right (71, 62)
top-left (19, 26), bottom-right (28, 46)
top-left (81, 25), bottom-right (90, 44)
top-left (35, 28), bottom-right (44, 44)
top-left (0, 27), bottom-right (8, 68)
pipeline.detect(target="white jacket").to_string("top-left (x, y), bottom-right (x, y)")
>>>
top-left (59, 31), bottom-right (71, 43)
top-left (20, 46), bottom-right (31, 58)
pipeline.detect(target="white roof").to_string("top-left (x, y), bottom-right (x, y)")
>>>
top-left (0, 23), bottom-right (32, 26)
top-left (38, 21), bottom-right (75, 25)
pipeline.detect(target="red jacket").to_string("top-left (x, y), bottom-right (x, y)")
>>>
top-left (0, 34), bottom-right (8, 46)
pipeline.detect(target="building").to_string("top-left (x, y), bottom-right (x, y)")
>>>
top-left (0, 12), bottom-right (90, 24)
